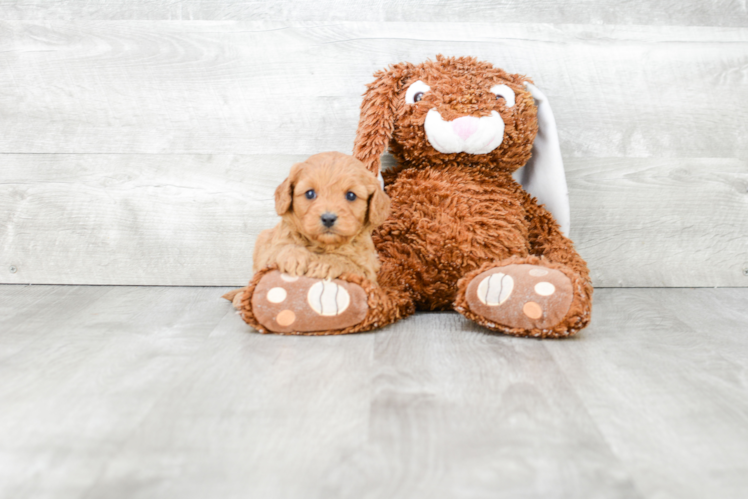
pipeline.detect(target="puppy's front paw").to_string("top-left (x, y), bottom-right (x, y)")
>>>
top-left (306, 261), bottom-right (333, 280)
top-left (276, 247), bottom-right (310, 276)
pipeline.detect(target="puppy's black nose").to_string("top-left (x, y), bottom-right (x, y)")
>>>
top-left (321, 212), bottom-right (338, 228)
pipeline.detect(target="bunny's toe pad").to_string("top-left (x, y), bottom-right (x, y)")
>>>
top-left (251, 271), bottom-right (368, 334)
top-left (465, 264), bottom-right (573, 331)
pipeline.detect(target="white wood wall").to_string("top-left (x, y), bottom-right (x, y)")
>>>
top-left (0, 4), bottom-right (746, 286)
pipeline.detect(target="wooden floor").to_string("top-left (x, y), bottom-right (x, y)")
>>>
top-left (1, 285), bottom-right (746, 498)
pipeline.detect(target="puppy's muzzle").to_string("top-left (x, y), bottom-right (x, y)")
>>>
top-left (321, 212), bottom-right (338, 228)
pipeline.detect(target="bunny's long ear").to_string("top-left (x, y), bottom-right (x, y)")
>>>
top-left (353, 63), bottom-right (413, 178)
top-left (513, 82), bottom-right (571, 236)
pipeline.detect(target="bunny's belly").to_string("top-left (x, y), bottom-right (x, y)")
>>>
top-left (374, 166), bottom-right (531, 310)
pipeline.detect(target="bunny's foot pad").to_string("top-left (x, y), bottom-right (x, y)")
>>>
top-left (465, 264), bottom-right (573, 332)
top-left (251, 271), bottom-right (368, 334)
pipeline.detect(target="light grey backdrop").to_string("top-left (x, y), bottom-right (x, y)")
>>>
top-left (1, 4), bottom-right (746, 287)
top-left (2, 4), bottom-right (748, 498)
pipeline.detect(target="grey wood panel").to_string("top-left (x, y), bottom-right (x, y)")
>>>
top-left (325, 312), bottom-right (639, 497)
top-left (0, 285), bottom-right (377, 497)
top-left (569, 157), bottom-right (748, 287)
top-left (0, 0), bottom-right (745, 26)
top-left (1, 154), bottom-right (746, 287)
top-left (549, 288), bottom-right (748, 497)
top-left (0, 154), bottom-right (277, 286)
top-left (1, 285), bottom-right (747, 497)
top-left (0, 283), bottom-right (60, 328)
top-left (0, 22), bottom-right (747, 160)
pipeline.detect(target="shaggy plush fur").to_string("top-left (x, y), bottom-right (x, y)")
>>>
top-left (238, 55), bottom-right (593, 337)
top-left (352, 55), bottom-right (593, 337)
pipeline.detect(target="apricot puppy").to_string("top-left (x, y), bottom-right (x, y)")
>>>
top-left (253, 152), bottom-right (390, 283)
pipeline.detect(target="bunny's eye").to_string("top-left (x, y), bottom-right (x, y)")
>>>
top-left (405, 80), bottom-right (431, 104)
top-left (490, 84), bottom-right (516, 108)
top-left (346, 191), bottom-right (357, 201)
top-left (305, 189), bottom-right (316, 200)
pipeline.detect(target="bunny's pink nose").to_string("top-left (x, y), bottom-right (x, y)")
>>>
top-left (451, 116), bottom-right (480, 140)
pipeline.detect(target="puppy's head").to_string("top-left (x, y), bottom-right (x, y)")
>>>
top-left (353, 55), bottom-right (538, 176)
top-left (275, 152), bottom-right (390, 246)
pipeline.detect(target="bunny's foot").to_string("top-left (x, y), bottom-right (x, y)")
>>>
top-left (454, 257), bottom-right (592, 338)
top-left (230, 268), bottom-right (413, 335)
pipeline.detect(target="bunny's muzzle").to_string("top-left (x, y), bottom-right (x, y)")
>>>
top-left (424, 109), bottom-right (505, 155)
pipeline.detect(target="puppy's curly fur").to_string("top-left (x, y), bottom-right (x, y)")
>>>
top-left (253, 152), bottom-right (390, 283)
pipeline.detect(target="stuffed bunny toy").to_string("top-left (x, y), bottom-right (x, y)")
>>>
top-left (238, 55), bottom-right (592, 338)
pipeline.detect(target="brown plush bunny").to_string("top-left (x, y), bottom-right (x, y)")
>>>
top-left (239, 55), bottom-right (592, 338)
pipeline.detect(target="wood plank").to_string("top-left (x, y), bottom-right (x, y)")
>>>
top-left (0, 284), bottom-right (106, 359)
top-left (0, 0), bottom-right (746, 26)
top-left (0, 285), bottom-right (376, 497)
top-left (325, 312), bottom-right (640, 497)
top-left (0, 22), bottom-right (747, 160)
top-left (84, 315), bottom-right (376, 497)
top-left (0, 286), bottom-right (235, 496)
top-left (547, 288), bottom-right (748, 497)
top-left (0, 283), bottom-right (62, 326)
top-left (0, 154), bottom-right (276, 286)
top-left (1, 286), bottom-right (747, 496)
top-left (569, 157), bottom-right (748, 287)
top-left (1, 154), bottom-right (746, 287)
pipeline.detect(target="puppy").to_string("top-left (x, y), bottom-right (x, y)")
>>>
top-left (224, 152), bottom-right (390, 306)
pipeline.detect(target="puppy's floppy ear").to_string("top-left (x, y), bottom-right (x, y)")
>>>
top-left (366, 185), bottom-right (391, 228)
top-left (353, 62), bottom-right (414, 177)
top-left (275, 162), bottom-right (303, 216)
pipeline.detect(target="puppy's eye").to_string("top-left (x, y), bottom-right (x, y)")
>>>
top-left (490, 84), bottom-right (516, 108)
top-left (346, 191), bottom-right (357, 201)
top-left (405, 80), bottom-right (431, 104)
top-left (305, 189), bottom-right (316, 200)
